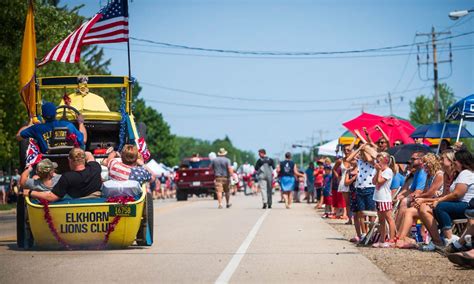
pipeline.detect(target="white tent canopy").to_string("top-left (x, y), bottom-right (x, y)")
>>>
top-left (146, 159), bottom-right (172, 176)
top-left (317, 139), bottom-right (339, 157)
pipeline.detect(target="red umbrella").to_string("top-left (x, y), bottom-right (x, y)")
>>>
top-left (343, 112), bottom-right (415, 145)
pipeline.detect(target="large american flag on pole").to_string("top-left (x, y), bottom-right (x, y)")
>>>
top-left (38, 0), bottom-right (128, 67)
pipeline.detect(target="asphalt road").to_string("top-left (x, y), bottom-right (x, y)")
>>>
top-left (0, 194), bottom-right (391, 283)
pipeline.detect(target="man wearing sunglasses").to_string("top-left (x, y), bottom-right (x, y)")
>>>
top-left (408, 152), bottom-right (428, 200)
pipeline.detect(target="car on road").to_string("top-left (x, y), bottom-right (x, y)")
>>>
top-left (175, 157), bottom-right (215, 201)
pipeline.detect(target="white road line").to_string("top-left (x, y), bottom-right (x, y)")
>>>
top-left (215, 210), bottom-right (270, 284)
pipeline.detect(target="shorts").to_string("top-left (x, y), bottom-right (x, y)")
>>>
top-left (355, 187), bottom-right (376, 212)
top-left (332, 189), bottom-right (345, 208)
top-left (280, 176), bottom-right (296, 192)
top-left (215, 177), bottom-right (230, 193)
top-left (376, 201), bottom-right (393, 212)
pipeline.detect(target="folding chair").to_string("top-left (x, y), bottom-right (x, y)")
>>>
top-left (452, 219), bottom-right (468, 236)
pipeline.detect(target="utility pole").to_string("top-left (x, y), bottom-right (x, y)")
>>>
top-left (387, 92), bottom-right (393, 115)
top-left (432, 27), bottom-right (440, 122)
top-left (416, 27), bottom-right (451, 122)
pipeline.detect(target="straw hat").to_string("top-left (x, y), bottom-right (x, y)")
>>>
top-left (217, 148), bottom-right (228, 156)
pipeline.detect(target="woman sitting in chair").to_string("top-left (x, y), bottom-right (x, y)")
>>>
top-left (416, 150), bottom-right (474, 251)
top-left (395, 153), bottom-right (444, 249)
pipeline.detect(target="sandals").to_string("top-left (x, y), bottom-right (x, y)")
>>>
top-left (396, 239), bottom-right (418, 249)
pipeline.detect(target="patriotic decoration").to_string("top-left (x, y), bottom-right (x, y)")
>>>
top-left (25, 139), bottom-right (43, 168)
top-left (137, 137), bottom-right (151, 162)
top-left (38, 0), bottom-right (128, 67)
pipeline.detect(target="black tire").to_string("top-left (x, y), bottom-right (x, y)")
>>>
top-left (16, 195), bottom-right (34, 249)
top-left (19, 139), bottom-right (29, 170)
top-left (137, 192), bottom-right (153, 246)
top-left (176, 188), bottom-right (188, 201)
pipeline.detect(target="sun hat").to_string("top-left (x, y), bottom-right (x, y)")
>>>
top-left (41, 102), bottom-right (57, 121)
top-left (217, 148), bottom-right (228, 156)
top-left (36, 158), bottom-right (58, 174)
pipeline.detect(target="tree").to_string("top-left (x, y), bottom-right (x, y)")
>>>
top-left (409, 83), bottom-right (456, 125)
top-left (133, 98), bottom-right (178, 166)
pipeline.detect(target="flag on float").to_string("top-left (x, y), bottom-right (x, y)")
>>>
top-left (25, 139), bottom-right (43, 167)
top-left (19, 0), bottom-right (37, 118)
top-left (38, 0), bottom-right (128, 67)
top-left (136, 137), bottom-right (151, 162)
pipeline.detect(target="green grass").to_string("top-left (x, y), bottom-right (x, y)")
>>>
top-left (0, 203), bottom-right (15, 211)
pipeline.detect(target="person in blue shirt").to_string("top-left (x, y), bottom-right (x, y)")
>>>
top-left (16, 102), bottom-right (87, 153)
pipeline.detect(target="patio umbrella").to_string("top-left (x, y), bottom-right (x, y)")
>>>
top-left (343, 112), bottom-right (415, 145)
top-left (410, 122), bottom-right (474, 139)
top-left (387, 144), bottom-right (433, 164)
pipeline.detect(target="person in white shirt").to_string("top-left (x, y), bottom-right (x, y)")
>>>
top-left (419, 150), bottom-right (474, 251)
top-left (371, 152), bottom-right (396, 248)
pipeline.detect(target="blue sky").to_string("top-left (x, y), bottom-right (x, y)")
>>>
top-left (61, 0), bottom-right (474, 159)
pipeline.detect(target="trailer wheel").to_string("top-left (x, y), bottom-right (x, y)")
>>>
top-left (137, 192), bottom-right (154, 246)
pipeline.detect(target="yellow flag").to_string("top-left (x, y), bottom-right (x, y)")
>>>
top-left (19, 0), bottom-right (37, 118)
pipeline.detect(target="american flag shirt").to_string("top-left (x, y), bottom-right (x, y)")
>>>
top-left (108, 159), bottom-right (151, 185)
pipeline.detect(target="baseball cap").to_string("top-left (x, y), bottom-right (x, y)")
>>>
top-left (37, 159), bottom-right (58, 174)
top-left (41, 102), bottom-right (57, 121)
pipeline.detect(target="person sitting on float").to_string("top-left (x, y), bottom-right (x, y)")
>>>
top-left (102, 145), bottom-right (155, 185)
top-left (20, 159), bottom-right (61, 192)
top-left (16, 102), bottom-right (87, 153)
top-left (23, 148), bottom-right (102, 201)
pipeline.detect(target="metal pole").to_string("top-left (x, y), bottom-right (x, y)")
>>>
top-left (432, 26), bottom-right (440, 122)
top-left (436, 122), bottom-right (447, 154)
top-left (456, 117), bottom-right (464, 142)
top-left (388, 92), bottom-right (393, 115)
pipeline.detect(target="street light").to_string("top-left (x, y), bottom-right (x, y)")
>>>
top-left (448, 9), bottom-right (474, 20)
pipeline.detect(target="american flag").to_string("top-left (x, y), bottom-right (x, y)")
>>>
top-left (137, 137), bottom-right (151, 162)
top-left (38, 0), bottom-right (128, 67)
top-left (25, 139), bottom-right (43, 168)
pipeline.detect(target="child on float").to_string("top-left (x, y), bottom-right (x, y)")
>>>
top-left (372, 152), bottom-right (397, 248)
top-left (322, 165), bottom-right (333, 218)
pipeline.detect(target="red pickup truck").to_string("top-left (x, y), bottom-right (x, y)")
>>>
top-left (175, 157), bottom-right (215, 201)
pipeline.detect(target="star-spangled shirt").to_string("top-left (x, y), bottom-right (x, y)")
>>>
top-left (129, 167), bottom-right (152, 185)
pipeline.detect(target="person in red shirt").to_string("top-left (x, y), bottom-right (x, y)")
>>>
top-left (314, 159), bottom-right (325, 209)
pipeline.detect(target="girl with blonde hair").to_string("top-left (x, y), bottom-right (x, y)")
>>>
top-left (372, 152), bottom-right (396, 248)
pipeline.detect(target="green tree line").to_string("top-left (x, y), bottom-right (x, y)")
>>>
top-left (0, 0), bottom-right (252, 170)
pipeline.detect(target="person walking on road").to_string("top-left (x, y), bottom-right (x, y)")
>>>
top-left (210, 148), bottom-right (234, 209)
top-left (277, 152), bottom-right (305, 209)
top-left (255, 149), bottom-right (275, 209)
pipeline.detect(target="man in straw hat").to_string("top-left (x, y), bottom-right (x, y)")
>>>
top-left (210, 148), bottom-right (234, 209)
top-left (23, 148), bottom-right (102, 201)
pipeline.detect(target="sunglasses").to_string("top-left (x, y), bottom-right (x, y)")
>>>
top-left (394, 143), bottom-right (401, 146)
top-left (378, 141), bottom-right (387, 144)
top-left (410, 157), bottom-right (420, 161)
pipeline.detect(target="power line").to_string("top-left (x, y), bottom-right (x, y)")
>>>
top-left (140, 81), bottom-right (431, 103)
top-left (129, 30), bottom-right (474, 57)
top-left (144, 98), bottom-right (362, 113)
top-left (392, 35), bottom-right (417, 92)
top-left (103, 43), bottom-right (474, 60)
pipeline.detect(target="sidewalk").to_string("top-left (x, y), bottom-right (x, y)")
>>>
top-left (230, 201), bottom-right (392, 283)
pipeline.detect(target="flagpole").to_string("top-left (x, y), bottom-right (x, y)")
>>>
top-left (125, 0), bottom-right (132, 115)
